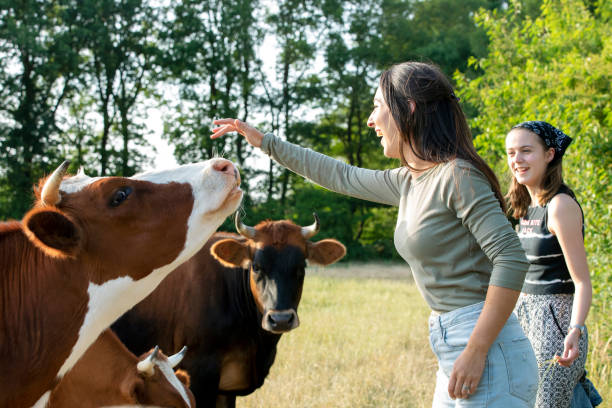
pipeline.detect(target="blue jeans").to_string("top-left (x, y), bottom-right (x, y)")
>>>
top-left (429, 301), bottom-right (538, 407)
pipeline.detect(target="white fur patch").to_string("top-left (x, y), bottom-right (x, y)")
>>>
top-left (156, 361), bottom-right (191, 408)
top-left (31, 390), bottom-right (50, 408)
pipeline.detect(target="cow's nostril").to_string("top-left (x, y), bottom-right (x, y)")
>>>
top-left (212, 159), bottom-right (235, 175)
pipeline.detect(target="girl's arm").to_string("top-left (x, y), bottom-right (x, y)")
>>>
top-left (547, 194), bottom-right (592, 367)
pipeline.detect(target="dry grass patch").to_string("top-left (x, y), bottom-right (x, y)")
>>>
top-left (239, 275), bottom-right (436, 408)
top-left (586, 296), bottom-right (611, 403)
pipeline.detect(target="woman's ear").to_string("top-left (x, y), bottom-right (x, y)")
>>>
top-left (409, 100), bottom-right (416, 114)
top-left (545, 147), bottom-right (556, 163)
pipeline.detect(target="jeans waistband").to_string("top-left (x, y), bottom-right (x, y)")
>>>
top-left (428, 301), bottom-right (485, 331)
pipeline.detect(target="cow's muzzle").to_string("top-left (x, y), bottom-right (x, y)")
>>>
top-left (262, 309), bottom-right (299, 333)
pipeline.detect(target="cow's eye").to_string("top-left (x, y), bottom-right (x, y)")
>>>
top-left (251, 264), bottom-right (262, 274)
top-left (110, 186), bottom-right (133, 207)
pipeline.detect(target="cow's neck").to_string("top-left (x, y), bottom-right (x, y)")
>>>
top-left (56, 263), bottom-right (176, 378)
top-left (0, 228), bottom-right (88, 407)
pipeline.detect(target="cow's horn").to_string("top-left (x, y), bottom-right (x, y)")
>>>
top-left (301, 213), bottom-right (320, 239)
top-left (41, 161), bottom-right (70, 206)
top-left (137, 345), bottom-right (159, 376)
top-left (167, 346), bottom-right (187, 368)
top-left (235, 212), bottom-right (256, 239)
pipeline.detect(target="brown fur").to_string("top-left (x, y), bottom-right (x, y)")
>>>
top-left (49, 330), bottom-right (195, 408)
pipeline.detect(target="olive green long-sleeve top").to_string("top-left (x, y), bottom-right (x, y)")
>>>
top-left (261, 133), bottom-right (528, 313)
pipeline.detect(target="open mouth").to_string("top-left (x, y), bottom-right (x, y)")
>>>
top-left (514, 167), bottom-right (529, 174)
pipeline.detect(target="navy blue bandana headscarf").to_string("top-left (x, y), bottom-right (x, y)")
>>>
top-left (512, 121), bottom-right (572, 161)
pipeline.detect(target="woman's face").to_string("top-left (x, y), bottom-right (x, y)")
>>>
top-left (367, 87), bottom-right (402, 159)
top-left (505, 128), bottom-right (555, 188)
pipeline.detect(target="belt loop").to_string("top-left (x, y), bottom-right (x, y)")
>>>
top-left (438, 315), bottom-right (447, 343)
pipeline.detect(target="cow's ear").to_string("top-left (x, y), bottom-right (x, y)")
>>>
top-left (307, 239), bottom-right (346, 265)
top-left (120, 375), bottom-right (144, 403)
top-left (211, 239), bottom-right (250, 268)
top-left (22, 207), bottom-right (82, 258)
top-left (175, 369), bottom-right (191, 388)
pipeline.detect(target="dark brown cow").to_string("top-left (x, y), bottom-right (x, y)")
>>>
top-left (0, 158), bottom-right (242, 408)
top-left (112, 213), bottom-right (346, 407)
top-left (49, 329), bottom-right (196, 408)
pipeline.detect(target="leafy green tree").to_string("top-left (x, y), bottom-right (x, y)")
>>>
top-left (161, 0), bottom-right (261, 160)
top-left (378, 0), bottom-right (503, 75)
top-left (260, 0), bottom-right (338, 205)
top-left (0, 0), bottom-right (82, 219)
top-left (77, 0), bottom-right (158, 176)
top-left (455, 0), bottom-right (611, 296)
top-left (160, 0), bottom-right (262, 207)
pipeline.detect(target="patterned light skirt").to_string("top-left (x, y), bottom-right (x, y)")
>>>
top-left (515, 293), bottom-right (588, 408)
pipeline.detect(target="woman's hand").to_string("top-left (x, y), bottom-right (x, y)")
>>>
top-left (211, 118), bottom-right (265, 148)
top-left (557, 329), bottom-right (580, 367)
top-left (448, 345), bottom-right (486, 399)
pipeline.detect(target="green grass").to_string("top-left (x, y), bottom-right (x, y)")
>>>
top-left (239, 264), bottom-right (611, 407)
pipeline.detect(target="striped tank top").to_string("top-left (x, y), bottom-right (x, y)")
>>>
top-left (517, 185), bottom-right (583, 294)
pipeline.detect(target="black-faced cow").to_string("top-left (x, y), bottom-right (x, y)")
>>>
top-left (0, 158), bottom-right (242, 408)
top-left (112, 213), bottom-right (346, 407)
top-left (49, 329), bottom-right (196, 408)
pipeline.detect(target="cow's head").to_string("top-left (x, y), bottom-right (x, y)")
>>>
top-left (22, 159), bottom-right (242, 282)
top-left (211, 213), bottom-right (346, 334)
top-left (132, 346), bottom-right (195, 408)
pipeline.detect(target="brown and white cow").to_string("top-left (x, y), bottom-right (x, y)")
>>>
top-left (48, 329), bottom-right (195, 408)
top-left (112, 213), bottom-right (346, 407)
top-left (0, 158), bottom-right (242, 408)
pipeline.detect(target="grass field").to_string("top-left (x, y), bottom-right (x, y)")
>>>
top-left (239, 263), bottom-right (611, 408)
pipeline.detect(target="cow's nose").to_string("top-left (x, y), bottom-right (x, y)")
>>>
top-left (265, 310), bottom-right (299, 332)
top-left (212, 158), bottom-right (235, 175)
top-left (212, 158), bottom-right (240, 184)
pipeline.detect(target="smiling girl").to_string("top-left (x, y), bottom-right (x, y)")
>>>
top-left (505, 121), bottom-right (593, 408)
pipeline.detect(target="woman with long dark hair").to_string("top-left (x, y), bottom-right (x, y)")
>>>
top-left (212, 61), bottom-right (538, 406)
top-left (506, 121), bottom-right (594, 407)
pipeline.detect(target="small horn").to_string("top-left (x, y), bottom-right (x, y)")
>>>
top-left (235, 212), bottom-right (256, 239)
top-left (167, 346), bottom-right (187, 368)
top-left (41, 161), bottom-right (70, 206)
top-left (301, 213), bottom-right (320, 239)
top-left (137, 345), bottom-right (159, 376)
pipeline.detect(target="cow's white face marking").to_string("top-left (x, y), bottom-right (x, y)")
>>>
top-left (31, 390), bottom-right (50, 408)
top-left (58, 171), bottom-right (98, 194)
top-left (155, 360), bottom-right (192, 408)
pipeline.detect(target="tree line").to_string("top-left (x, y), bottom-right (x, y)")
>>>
top-left (1, 0), bottom-right (609, 295)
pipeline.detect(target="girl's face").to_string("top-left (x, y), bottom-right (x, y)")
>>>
top-left (505, 128), bottom-right (555, 188)
top-left (367, 87), bottom-right (402, 159)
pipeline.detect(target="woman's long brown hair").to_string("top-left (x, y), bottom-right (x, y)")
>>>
top-left (379, 61), bottom-right (506, 212)
top-left (507, 135), bottom-right (564, 218)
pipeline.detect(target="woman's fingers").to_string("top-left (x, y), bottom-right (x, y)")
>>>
top-left (450, 376), bottom-right (475, 399)
top-left (213, 118), bottom-right (236, 126)
top-left (210, 124), bottom-right (237, 139)
top-left (210, 118), bottom-right (265, 147)
top-left (558, 348), bottom-right (579, 366)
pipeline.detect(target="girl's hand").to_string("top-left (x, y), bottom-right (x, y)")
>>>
top-left (448, 345), bottom-right (486, 399)
top-left (211, 118), bottom-right (265, 148)
top-left (557, 329), bottom-right (580, 367)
